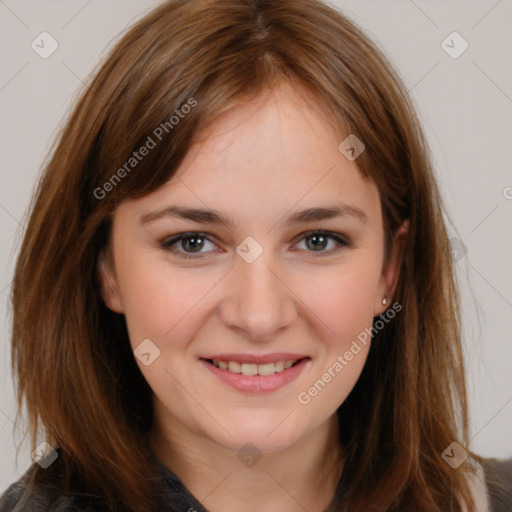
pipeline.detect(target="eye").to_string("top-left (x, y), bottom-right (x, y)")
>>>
top-left (161, 232), bottom-right (218, 259)
top-left (293, 230), bottom-right (351, 256)
top-left (161, 230), bottom-right (351, 260)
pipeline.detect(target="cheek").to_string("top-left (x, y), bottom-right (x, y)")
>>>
top-left (295, 267), bottom-right (375, 411)
top-left (289, 255), bottom-right (379, 405)
top-left (113, 248), bottom-right (209, 348)
top-left (290, 257), bottom-right (380, 341)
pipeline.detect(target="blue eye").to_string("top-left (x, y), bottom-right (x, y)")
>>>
top-left (161, 230), bottom-right (351, 259)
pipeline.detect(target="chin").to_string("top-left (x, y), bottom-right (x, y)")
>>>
top-left (205, 415), bottom-right (306, 455)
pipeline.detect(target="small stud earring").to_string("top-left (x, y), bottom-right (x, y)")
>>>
top-left (382, 297), bottom-right (387, 305)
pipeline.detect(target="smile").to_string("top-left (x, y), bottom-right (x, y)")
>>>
top-left (208, 358), bottom-right (300, 376)
top-left (200, 355), bottom-right (310, 394)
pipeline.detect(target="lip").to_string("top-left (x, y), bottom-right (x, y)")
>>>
top-left (200, 353), bottom-right (308, 364)
top-left (200, 356), bottom-right (310, 394)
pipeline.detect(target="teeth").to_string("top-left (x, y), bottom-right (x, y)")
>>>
top-left (241, 363), bottom-right (258, 376)
top-left (257, 363), bottom-right (276, 376)
top-left (274, 360), bottom-right (285, 372)
top-left (228, 361), bottom-right (242, 373)
top-left (211, 358), bottom-right (300, 375)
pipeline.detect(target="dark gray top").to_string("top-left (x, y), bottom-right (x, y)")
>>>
top-left (0, 448), bottom-right (511, 511)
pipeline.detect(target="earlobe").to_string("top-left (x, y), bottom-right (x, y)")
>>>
top-left (375, 219), bottom-right (409, 315)
top-left (97, 249), bottom-right (124, 314)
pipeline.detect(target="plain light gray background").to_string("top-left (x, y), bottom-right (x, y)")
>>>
top-left (1, 0), bottom-right (511, 492)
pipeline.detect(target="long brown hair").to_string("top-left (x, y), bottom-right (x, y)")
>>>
top-left (10, 0), bottom-right (480, 510)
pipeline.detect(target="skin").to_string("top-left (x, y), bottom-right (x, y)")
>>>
top-left (98, 80), bottom-right (408, 511)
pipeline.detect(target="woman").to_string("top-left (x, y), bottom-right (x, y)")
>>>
top-left (1, 0), bottom-right (510, 511)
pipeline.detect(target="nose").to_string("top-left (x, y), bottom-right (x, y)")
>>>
top-left (218, 252), bottom-right (298, 342)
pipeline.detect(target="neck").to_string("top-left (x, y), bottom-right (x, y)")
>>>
top-left (150, 409), bottom-right (343, 512)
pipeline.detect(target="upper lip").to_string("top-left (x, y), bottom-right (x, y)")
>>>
top-left (200, 353), bottom-right (309, 364)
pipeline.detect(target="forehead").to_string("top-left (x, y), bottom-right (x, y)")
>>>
top-left (118, 82), bottom-right (382, 229)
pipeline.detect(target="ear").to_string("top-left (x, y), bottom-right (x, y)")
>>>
top-left (97, 247), bottom-right (124, 314)
top-left (374, 219), bottom-right (409, 316)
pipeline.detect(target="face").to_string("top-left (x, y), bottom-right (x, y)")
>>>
top-left (98, 81), bottom-right (407, 455)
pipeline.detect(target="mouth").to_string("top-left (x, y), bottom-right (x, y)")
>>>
top-left (199, 354), bottom-right (311, 394)
top-left (202, 357), bottom-right (308, 376)
top-left (199, 354), bottom-right (311, 395)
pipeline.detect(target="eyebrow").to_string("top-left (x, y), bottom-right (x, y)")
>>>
top-left (139, 201), bottom-right (368, 227)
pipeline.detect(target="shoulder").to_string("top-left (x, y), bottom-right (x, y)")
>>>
top-left (1, 447), bottom-right (207, 512)
top-left (480, 456), bottom-right (512, 512)
top-left (0, 449), bottom-right (100, 512)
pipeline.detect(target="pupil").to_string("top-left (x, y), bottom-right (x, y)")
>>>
top-left (307, 235), bottom-right (326, 251)
top-left (183, 236), bottom-right (203, 252)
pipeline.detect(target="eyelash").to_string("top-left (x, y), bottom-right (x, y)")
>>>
top-left (160, 230), bottom-right (352, 260)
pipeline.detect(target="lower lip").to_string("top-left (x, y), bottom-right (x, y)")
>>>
top-left (200, 358), bottom-right (310, 394)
